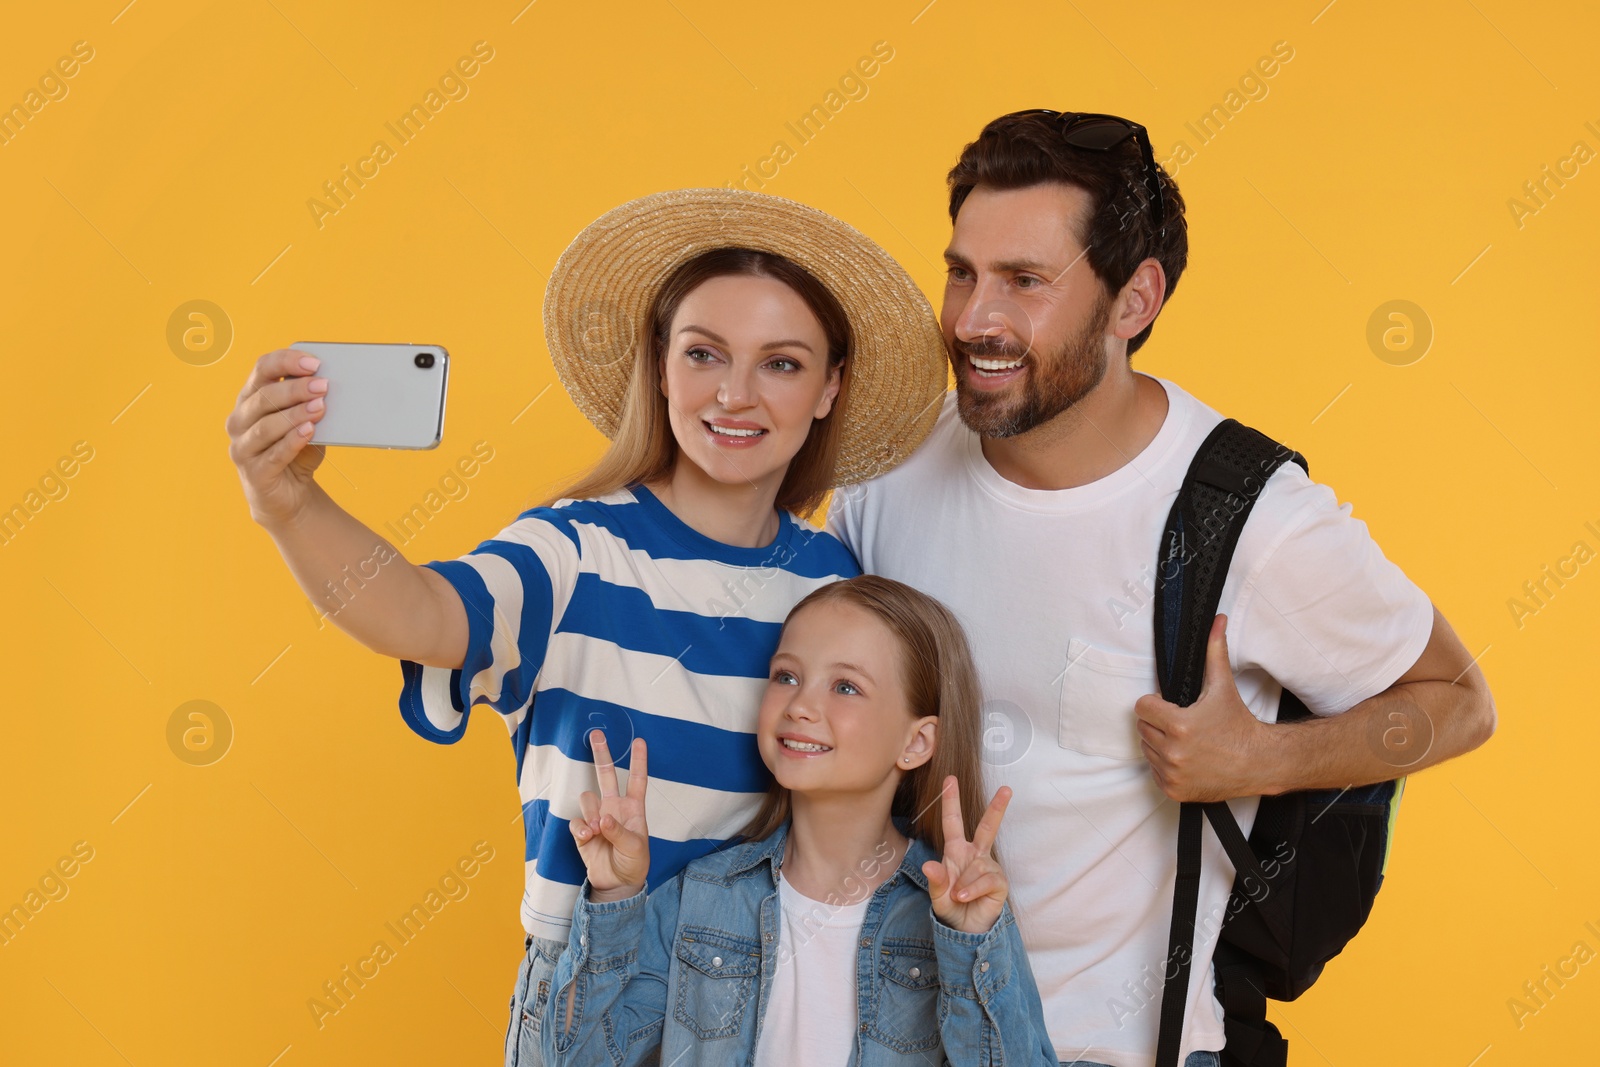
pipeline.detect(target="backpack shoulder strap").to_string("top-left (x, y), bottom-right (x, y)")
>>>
top-left (1154, 419), bottom-right (1308, 704)
top-left (1152, 419), bottom-right (1306, 1067)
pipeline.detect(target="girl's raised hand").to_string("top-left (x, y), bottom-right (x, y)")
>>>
top-left (571, 731), bottom-right (651, 898)
top-left (922, 775), bottom-right (1013, 935)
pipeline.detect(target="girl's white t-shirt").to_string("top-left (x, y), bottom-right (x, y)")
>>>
top-left (752, 872), bottom-right (872, 1067)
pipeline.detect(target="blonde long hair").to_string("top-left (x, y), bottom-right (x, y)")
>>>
top-left (738, 575), bottom-right (992, 859)
top-left (541, 247), bottom-right (853, 518)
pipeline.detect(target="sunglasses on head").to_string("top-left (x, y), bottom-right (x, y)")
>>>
top-left (1004, 109), bottom-right (1167, 231)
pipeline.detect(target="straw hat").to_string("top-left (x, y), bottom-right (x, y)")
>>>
top-left (542, 188), bottom-right (950, 486)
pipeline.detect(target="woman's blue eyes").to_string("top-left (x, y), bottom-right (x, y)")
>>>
top-left (685, 346), bottom-right (800, 372)
top-left (834, 680), bottom-right (860, 696)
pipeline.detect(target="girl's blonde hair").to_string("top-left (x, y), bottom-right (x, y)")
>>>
top-left (738, 574), bottom-right (992, 858)
top-left (541, 247), bottom-right (853, 518)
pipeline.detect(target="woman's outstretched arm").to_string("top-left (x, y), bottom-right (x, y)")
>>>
top-left (226, 347), bottom-right (467, 668)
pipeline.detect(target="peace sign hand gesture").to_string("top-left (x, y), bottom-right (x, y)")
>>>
top-left (922, 775), bottom-right (1013, 935)
top-left (570, 731), bottom-right (651, 901)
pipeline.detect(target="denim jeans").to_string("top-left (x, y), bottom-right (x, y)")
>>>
top-left (1061, 1053), bottom-right (1220, 1067)
top-left (504, 934), bottom-right (571, 1067)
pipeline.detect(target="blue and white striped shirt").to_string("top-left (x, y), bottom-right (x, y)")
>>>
top-left (398, 485), bottom-right (859, 941)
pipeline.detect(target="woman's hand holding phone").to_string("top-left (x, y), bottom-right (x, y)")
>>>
top-left (222, 348), bottom-right (469, 672)
top-left (572, 732), bottom-right (652, 902)
top-left (225, 348), bottom-right (328, 529)
top-left (924, 776), bottom-right (1014, 935)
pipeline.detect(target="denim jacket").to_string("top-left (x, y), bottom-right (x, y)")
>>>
top-left (539, 818), bottom-right (1057, 1067)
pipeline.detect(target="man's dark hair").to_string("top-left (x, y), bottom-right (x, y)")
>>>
top-left (947, 111), bottom-right (1188, 356)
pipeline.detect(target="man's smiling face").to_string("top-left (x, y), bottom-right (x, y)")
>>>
top-left (941, 182), bottom-right (1116, 439)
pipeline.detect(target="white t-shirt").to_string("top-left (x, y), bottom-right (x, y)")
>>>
top-left (752, 873), bottom-right (872, 1067)
top-left (826, 377), bottom-right (1434, 1067)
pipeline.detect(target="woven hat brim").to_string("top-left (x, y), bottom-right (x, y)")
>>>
top-left (542, 188), bottom-right (949, 487)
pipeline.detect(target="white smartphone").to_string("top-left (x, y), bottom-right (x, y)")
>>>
top-left (292, 341), bottom-right (449, 449)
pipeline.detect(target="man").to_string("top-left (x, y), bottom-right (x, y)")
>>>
top-left (827, 110), bottom-right (1495, 1067)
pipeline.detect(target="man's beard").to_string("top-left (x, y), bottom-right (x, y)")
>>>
top-left (951, 292), bottom-right (1114, 439)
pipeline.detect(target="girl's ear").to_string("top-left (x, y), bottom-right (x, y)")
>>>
top-left (897, 716), bottom-right (938, 769)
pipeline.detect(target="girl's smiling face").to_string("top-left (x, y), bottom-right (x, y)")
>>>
top-left (757, 599), bottom-right (937, 797)
top-left (659, 274), bottom-right (841, 496)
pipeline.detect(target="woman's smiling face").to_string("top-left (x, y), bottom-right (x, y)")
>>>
top-left (658, 274), bottom-right (840, 495)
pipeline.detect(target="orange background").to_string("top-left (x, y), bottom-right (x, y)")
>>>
top-left (2, 1), bottom-right (1595, 1064)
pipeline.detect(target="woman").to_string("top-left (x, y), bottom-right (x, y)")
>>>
top-left (543, 575), bottom-right (1057, 1066)
top-left (223, 188), bottom-right (948, 1065)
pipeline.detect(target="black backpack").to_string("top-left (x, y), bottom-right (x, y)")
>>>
top-left (1151, 419), bottom-right (1403, 1067)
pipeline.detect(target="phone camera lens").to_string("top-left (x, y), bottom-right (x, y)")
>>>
top-left (415, 352), bottom-right (435, 369)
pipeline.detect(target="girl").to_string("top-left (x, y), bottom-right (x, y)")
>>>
top-left (543, 575), bottom-right (1056, 1066)
top-left (223, 189), bottom-right (949, 1066)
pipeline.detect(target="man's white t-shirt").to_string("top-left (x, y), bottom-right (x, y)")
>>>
top-left (752, 873), bottom-right (872, 1067)
top-left (826, 377), bottom-right (1434, 1067)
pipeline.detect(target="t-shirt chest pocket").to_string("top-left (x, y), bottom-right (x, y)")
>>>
top-left (1058, 639), bottom-right (1158, 761)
